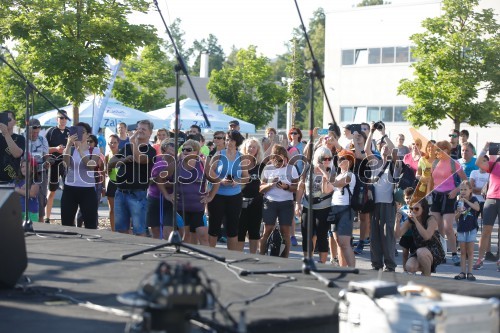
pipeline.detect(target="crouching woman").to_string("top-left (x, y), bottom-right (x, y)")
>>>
top-left (397, 198), bottom-right (445, 276)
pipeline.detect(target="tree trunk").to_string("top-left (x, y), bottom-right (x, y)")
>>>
top-left (454, 118), bottom-right (460, 132)
top-left (72, 105), bottom-right (79, 124)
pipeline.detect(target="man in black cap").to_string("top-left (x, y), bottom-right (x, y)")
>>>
top-left (228, 120), bottom-right (240, 132)
top-left (0, 110), bottom-right (24, 184)
top-left (44, 109), bottom-right (71, 223)
top-left (28, 118), bottom-right (50, 222)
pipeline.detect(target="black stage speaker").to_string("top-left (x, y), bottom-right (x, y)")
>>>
top-left (0, 188), bottom-right (27, 288)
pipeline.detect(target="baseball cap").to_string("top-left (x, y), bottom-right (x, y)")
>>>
top-left (229, 120), bottom-right (239, 126)
top-left (28, 118), bottom-right (41, 127)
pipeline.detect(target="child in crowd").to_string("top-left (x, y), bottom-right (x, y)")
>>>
top-left (395, 187), bottom-right (417, 273)
top-left (14, 159), bottom-right (39, 222)
top-left (454, 180), bottom-right (480, 281)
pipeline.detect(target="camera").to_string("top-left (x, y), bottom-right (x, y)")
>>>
top-left (347, 124), bottom-right (362, 134)
top-left (489, 142), bottom-right (500, 156)
top-left (374, 121), bottom-right (385, 131)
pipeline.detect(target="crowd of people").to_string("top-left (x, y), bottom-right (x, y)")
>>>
top-left (1, 108), bottom-right (499, 278)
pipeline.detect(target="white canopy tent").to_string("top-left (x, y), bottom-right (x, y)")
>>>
top-left (34, 97), bottom-right (166, 130)
top-left (148, 98), bottom-right (256, 133)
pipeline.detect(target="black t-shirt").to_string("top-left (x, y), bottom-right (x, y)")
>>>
top-left (450, 144), bottom-right (462, 160)
top-left (115, 143), bottom-right (156, 190)
top-left (242, 163), bottom-right (265, 198)
top-left (169, 131), bottom-right (187, 146)
top-left (46, 126), bottom-right (70, 161)
top-left (0, 133), bottom-right (25, 182)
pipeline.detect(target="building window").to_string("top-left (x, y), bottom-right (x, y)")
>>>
top-left (382, 47), bottom-right (395, 63)
top-left (394, 106), bottom-right (408, 122)
top-left (355, 49), bottom-right (368, 65)
top-left (368, 48), bottom-right (381, 64)
top-left (381, 106), bottom-right (393, 122)
top-left (367, 107), bottom-right (380, 122)
top-left (340, 107), bottom-right (356, 122)
top-left (342, 49), bottom-right (354, 65)
top-left (396, 47), bottom-right (409, 63)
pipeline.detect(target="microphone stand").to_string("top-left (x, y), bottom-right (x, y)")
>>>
top-left (0, 52), bottom-right (68, 234)
top-left (121, 1), bottom-right (224, 263)
top-left (239, 1), bottom-right (358, 287)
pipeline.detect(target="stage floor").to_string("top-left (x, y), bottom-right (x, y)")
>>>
top-left (1, 225), bottom-right (499, 333)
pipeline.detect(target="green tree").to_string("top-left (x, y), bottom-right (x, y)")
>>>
top-left (0, 50), bottom-right (68, 122)
top-left (113, 43), bottom-right (176, 112)
top-left (191, 34), bottom-right (225, 76)
top-left (0, 0), bottom-right (157, 122)
top-left (208, 46), bottom-right (287, 129)
top-left (163, 18), bottom-right (193, 65)
top-left (289, 8), bottom-right (326, 129)
top-left (398, 0), bottom-right (500, 130)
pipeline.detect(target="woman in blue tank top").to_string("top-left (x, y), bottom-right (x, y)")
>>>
top-left (206, 130), bottom-right (249, 250)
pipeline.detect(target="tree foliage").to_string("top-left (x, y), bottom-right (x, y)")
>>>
top-left (208, 46), bottom-right (287, 129)
top-left (398, 0), bottom-right (500, 130)
top-left (0, 50), bottom-right (67, 122)
top-left (113, 43), bottom-right (176, 112)
top-left (0, 0), bottom-right (157, 122)
top-left (289, 8), bottom-right (326, 129)
top-left (191, 34), bottom-right (225, 76)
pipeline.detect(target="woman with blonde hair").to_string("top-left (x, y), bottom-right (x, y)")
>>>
top-left (237, 138), bottom-right (265, 253)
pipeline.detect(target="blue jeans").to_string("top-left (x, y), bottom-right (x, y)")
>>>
top-left (114, 189), bottom-right (148, 235)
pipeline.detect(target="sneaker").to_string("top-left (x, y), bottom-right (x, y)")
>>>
top-left (330, 257), bottom-right (339, 266)
top-left (290, 236), bottom-right (298, 246)
top-left (44, 218), bottom-right (50, 224)
top-left (473, 259), bottom-right (483, 270)
top-left (383, 267), bottom-right (395, 272)
top-left (452, 254), bottom-right (460, 266)
top-left (485, 252), bottom-right (498, 262)
top-left (353, 240), bottom-right (364, 255)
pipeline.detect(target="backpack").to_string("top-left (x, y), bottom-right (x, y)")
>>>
top-left (393, 162), bottom-right (418, 191)
top-left (266, 226), bottom-right (285, 257)
top-left (346, 173), bottom-right (375, 213)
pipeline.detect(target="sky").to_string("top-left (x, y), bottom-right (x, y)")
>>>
top-left (131, 0), bottom-right (340, 59)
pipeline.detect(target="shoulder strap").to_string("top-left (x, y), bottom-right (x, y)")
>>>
top-left (432, 158), bottom-right (439, 171)
top-left (376, 161), bottom-right (391, 179)
top-left (490, 157), bottom-right (500, 173)
top-left (450, 158), bottom-right (456, 173)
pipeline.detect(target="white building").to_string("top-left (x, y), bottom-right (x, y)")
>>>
top-left (323, 0), bottom-right (500, 149)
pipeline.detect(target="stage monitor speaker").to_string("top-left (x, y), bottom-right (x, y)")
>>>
top-left (0, 188), bottom-right (27, 288)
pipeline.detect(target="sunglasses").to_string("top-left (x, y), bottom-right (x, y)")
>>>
top-left (181, 148), bottom-right (193, 152)
top-left (214, 136), bottom-right (224, 140)
top-left (449, 134), bottom-right (458, 138)
top-left (57, 116), bottom-right (67, 120)
top-left (409, 206), bottom-right (420, 212)
top-left (31, 125), bottom-right (41, 129)
top-left (321, 157), bottom-right (333, 162)
top-left (290, 132), bottom-right (298, 135)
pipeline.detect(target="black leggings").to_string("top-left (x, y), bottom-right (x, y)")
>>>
top-left (301, 207), bottom-right (331, 253)
top-left (238, 196), bottom-right (263, 241)
top-left (61, 185), bottom-right (98, 229)
top-left (208, 193), bottom-right (242, 238)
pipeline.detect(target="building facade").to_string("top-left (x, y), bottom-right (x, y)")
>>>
top-left (323, 0), bottom-right (500, 148)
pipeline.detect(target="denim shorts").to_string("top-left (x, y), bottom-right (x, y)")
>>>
top-left (457, 229), bottom-right (477, 243)
top-left (114, 189), bottom-right (148, 235)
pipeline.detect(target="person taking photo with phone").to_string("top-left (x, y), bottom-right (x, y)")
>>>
top-left (0, 110), bottom-right (24, 184)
